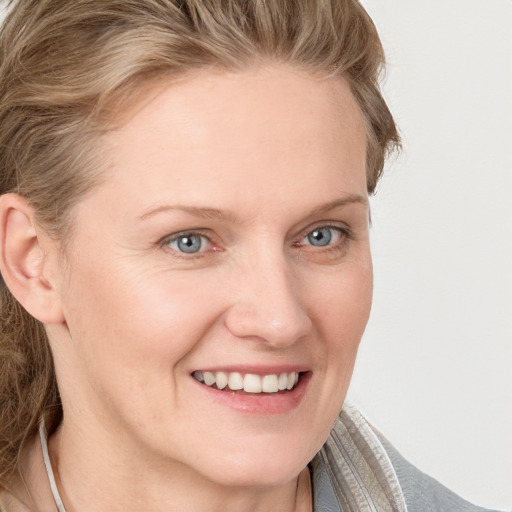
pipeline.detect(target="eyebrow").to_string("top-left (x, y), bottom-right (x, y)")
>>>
top-left (138, 194), bottom-right (368, 223)
top-left (138, 204), bottom-right (240, 223)
top-left (306, 194), bottom-right (369, 216)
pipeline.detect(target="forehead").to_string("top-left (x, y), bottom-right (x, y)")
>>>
top-left (90, 65), bottom-right (367, 221)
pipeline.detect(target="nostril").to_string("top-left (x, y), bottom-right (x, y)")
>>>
top-left (224, 303), bottom-right (312, 348)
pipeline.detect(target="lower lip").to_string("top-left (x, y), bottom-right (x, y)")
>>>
top-left (193, 372), bottom-right (311, 415)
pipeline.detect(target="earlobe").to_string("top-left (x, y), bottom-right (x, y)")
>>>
top-left (0, 193), bottom-right (64, 324)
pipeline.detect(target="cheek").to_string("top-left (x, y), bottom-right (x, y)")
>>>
top-left (290, 258), bottom-right (372, 460)
top-left (311, 258), bottom-right (373, 353)
top-left (57, 263), bottom-right (230, 443)
top-left (60, 259), bottom-right (223, 399)
top-left (311, 256), bottom-right (373, 401)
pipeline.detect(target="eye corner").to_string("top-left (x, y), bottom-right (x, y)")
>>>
top-left (159, 231), bottom-right (212, 256)
top-left (303, 225), bottom-right (350, 247)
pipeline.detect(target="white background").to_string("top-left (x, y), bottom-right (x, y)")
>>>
top-left (348, 1), bottom-right (511, 510)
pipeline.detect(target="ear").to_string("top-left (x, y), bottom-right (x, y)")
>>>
top-left (0, 193), bottom-right (65, 324)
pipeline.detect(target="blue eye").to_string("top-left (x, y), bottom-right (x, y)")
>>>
top-left (168, 234), bottom-right (207, 254)
top-left (305, 227), bottom-right (341, 247)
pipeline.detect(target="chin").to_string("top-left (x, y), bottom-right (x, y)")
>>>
top-left (191, 436), bottom-right (317, 489)
top-left (203, 459), bottom-right (305, 489)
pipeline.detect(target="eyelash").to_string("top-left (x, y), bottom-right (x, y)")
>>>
top-left (159, 224), bottom-right (353, 258)
top-left (294, 224), bottom-right (353, 254)
top-left (159, 229), bottom-right (214, 259)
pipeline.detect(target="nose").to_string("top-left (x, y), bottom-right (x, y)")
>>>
top-left (224, 253), bottom-right (312, 348)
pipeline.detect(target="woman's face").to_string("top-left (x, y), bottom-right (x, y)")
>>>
top-left (50, 65), bottom-right (372, 487)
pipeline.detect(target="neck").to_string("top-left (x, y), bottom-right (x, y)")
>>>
top-left (47, 418), bottom-right (312, 512)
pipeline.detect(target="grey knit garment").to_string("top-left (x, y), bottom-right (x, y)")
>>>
top-left (311, 403), bottom-right (501, 512)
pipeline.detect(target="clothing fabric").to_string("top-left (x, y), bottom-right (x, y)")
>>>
top-left (311, 403), bottom-right (500, 512)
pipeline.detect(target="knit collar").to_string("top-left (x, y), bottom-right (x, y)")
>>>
top-left (311, 403), bottom-right (408, 512)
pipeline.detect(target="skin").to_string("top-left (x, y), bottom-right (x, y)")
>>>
top-left (1, 65), bottom-right (372, 511)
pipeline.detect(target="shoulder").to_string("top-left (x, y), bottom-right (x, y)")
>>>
top-left (315, 404), bottom-right (501, 512)
top-left (372, 425), bottom-right (497, 512)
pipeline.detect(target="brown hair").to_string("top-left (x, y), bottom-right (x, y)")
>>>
top-left (0, 0), bottom-right (400, 486)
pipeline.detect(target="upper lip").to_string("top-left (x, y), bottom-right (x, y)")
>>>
top-left (190, 365), bottom-right (310, 375)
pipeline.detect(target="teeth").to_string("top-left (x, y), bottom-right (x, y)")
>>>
top-left (243, 374), bottom-right (262, 393)
top-left (193, 371), bottom-right (204, 383)
top-left (193, 371), bottom-right (301, 393)
top-left (215, 371), bottom-right (228, 390)
top-left (228, 372), bottom-right (243, 391)
top-left (203, 371), bottom-right (215, 386)
top-left (262, 374), bottom-right (279, 393)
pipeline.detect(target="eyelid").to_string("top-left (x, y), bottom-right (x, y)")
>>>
top-left (157, 222), bottom-right (352, 257)
top-left (295, 222), bottom-right (352, 246)
top-left (159, 229), bottom-right (217, 254)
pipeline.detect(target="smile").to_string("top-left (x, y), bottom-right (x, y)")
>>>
top-left (192, 370), bottom-right (301, 393)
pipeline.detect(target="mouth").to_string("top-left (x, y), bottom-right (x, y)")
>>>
top-left (192, 370), bottom-right (302, 394)
top-left (191, 368), bottom-right (311, 414)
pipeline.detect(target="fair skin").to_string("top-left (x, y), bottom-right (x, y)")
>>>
top-left (0, 65), bottom-right (371, 511)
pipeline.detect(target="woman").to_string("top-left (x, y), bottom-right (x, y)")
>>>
top-left (0, 1), bottom-right (500, 511)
